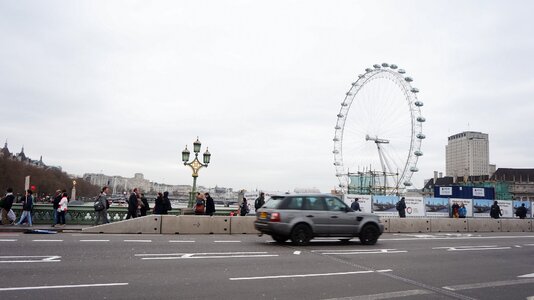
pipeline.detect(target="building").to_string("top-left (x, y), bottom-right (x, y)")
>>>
top-left (446, 131), bottom-right (491, 178)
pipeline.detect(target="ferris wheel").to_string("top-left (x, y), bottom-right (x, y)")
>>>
top-left (333, 63), bottom-right (425, 195)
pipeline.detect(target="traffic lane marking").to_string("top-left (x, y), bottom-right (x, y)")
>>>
top-left (229, 269), bottom-right (392, 281)
top-left (136, 251), bottom-right (278, 260)
top-left (0, 255), bottom-right (61, 263)
top-left (0, 239), bottom-right (17, 242)
top-left (169, 240), bottom-right (195, 243)
top-left (79, 240), bottom-right (110, 242)
top-left (0, 282), bottom-right (128, 292)
top-left (443, 278), bottom-right (534, 291)
top-left (311, 249), bottom-right (407, 255)
top-left (123, 240), bottom-right (152, 243)
top-left (383, 235), bottom-right (534, 241)
top-left (214, 240), bottom-right (241, 243)
top-left (432, 245), bottom-right (512, 251)
top-left (322, 289), bottom-right (434, 300)
top-left (32, 240), bottom-right (63, 242)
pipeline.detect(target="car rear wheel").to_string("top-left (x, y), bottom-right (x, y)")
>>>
top-left (271, 235), bottom-right (288, 243)
top-left (359, 224), bottom-right (379, 245)
top-left (290, 224), bottom-right (312, 246)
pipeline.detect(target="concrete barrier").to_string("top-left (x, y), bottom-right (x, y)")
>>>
top-left (160, 215), bottom-right (180, 234)
top-left (380, 218), bottom-right (390, 233)
top-left (500, 219), bottom-right (532, 232)
top-left (163, 216), bottom-right (230, 234)
top-left (467, 218), bottom-right (501, 232)
top-left (230, 216), bottom-right (260, 234)
top-left (82, 216), bottom-right (162, 234)
top-left (430, 218), bottom-right (468, 232)
top-left (388, 218), bottom-right (430, 233)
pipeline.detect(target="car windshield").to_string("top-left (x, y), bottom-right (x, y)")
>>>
top-left (262, 197), bottom-right (284, 209)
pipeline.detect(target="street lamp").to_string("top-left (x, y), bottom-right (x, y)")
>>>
top-left (182, 137), bottom-right (211, 208)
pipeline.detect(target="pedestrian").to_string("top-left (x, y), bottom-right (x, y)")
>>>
top-left (16, 189), bottom-right (34, 226)
top-left (490, 201), bottom-right (502, 219)
top-left (396, 197), bottom-right (406, 218)
top-left (451, 202), bottom-right (460, 218)
top-left (351, 198), bottom-right (361, 212)
top-left (254, 192), bottom-right (265, 211)
top-left (239, 197), bottom-right (249, 216)
top-left (194, 193), bottom-right (205, 215)
top-left (94, 186), bottom-right (110, 225)
top-left (205, 192), bottom-right (215, 216)
top-left (51, 189), bottom-right (62, 227)
top-left (515, 203), bottom-right (528, 219)
top-left (126, 188), bottom-right (139, 219)
top-left (140, 193), bottom-right (150, 216)
top-left (56, 192), bottom-right (69, 226)
top-left (163, 191), bottom-right (172, 214)
top-left (458, 203), bottom-right (467, 218)
top-left (1, 188), bottom-right (15, 225)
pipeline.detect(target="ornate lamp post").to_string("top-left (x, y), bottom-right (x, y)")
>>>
top-left (71, 180), bottom-right (77, 201)
top-left (182, 137), bottom-right (211, 208)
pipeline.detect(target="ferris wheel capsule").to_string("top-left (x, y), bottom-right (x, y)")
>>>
top-left (414, 150), bottom-right (423, 156)
top-left (403, 182), bottom-right (413, 187)
top-left (417, 116), bottom-right (426, 122)
top-left (415, 101), bottom-right (424, 107)
top-left (398, 69), bottom-right (406, 74)
top-left (411, 87), bottom-right (419, 93)
top-left (381, 63), bottom-right (389, 67)
top-left (365, 68), bottom-right (372, 72)
top-left (405, 77), bottom-right (413, 82)
top-left (390, 64), bottom-right (398, 69)
top-left (416, 133), bottom-right (426, 139)
top-left (373, 64), bottom-right (381, 69)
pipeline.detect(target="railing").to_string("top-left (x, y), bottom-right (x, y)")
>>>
top-left (10, 204), bottom-right (237, 225)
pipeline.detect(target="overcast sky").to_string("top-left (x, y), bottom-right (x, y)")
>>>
top-left (1, 1), bottom-right (533, 193)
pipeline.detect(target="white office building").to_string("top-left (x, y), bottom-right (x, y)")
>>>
top-left (446, 131), bottom-right (490, 177)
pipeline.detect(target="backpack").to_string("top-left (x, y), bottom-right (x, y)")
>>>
top-left (395, 201), bottom-right (401, 211)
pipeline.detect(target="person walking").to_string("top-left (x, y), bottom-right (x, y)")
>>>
top-left (451, 202), bottom-right (460, 218)
top-left (396, 197), bottom-right (406, 218)
top-left (351, 198), bottom-right (361, 212)
top-left (140, 193), bottom-right (150, 216)
top-left (56, 192), bottom-right (68, 226)
top-left (153, 192), bottom-right (165, 214)
top-left (163, 191), bottom-right (172, 214)
top-left (490, 201), bottom-right (502, 219)
top-left (254, 192), bottom-right (265, 211)
top-left (1, 188), bottom-right (15, 225)
top-left (194, 193), bottom-right (205, 215)
top-left (16, 189), bottom-right (34, 226)
top-left (458, 203), bottom-right (467, 218)
top-left (94, 186), bottom-right (110, 225)
top-left (126, 188), bottom-right (139, 219)
top-left (205, 192), bottom-right (215, 216)
top-left (51, 190), bottom-right (62, 227)
top-left (239, 197), bottom-right (249, 216)
top-left (515, 203), bottom-right (528, 219)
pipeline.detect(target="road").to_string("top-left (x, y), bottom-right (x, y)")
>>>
top-left (0, 232), bottom-right (533, 299)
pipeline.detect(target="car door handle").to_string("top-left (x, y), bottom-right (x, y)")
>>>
top-left (306, 215), bottom-right (314, 218)
top-left (331, 216), bottom-right (339, 218)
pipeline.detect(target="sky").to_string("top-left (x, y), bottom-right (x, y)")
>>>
top-left (1, 0), bottom-right (533, 193)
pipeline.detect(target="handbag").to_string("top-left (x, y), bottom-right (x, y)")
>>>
top-left (94, 196), bottom-right (105, 211)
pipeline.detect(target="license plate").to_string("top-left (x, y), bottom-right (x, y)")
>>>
top-left (260, 212), bottom-right (267, 219)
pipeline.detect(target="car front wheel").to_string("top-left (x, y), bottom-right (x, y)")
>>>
top-left (290, 224), bottom-right (312, 246)
top-left (359, 224), bottom-right (379, 245)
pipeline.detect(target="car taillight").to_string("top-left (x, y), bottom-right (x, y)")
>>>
top-left (270, 212), bottom-right (281, 222)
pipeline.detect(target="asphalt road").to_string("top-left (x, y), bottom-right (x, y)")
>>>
top-left (0, 232), bottom-right (533, 299)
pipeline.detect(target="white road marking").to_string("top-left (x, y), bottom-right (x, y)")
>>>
top-left (0, 255), bottom-right (61, 263)
top-left (384, 235), bottom-right (534, 241)
top-left (322, 289), bottom-right (433, 300)
top-left (0, 239), bottom-right (17, 242)
top-left (519, 273), bottom-right (534, 278)
top-left (32, 240), bottom-right (63, 242)
top-left (293, 251), bottom-right (301, 255)
top-left (0, 282), bottom-right (128, 291)
top-left (80, 240), bottom-right (110, 242)
top-left (214, 240), bottom-right (241, 243)
top-left (123, 240), bottom-right (152, 243)
top-left (169, 240), bottom-right (195, 243)
top-left (525, 244), bottom-right (534, 246)
top-left (433, 245), bottom-right (511, 251)
top-left (135, 251), bottom-right (269, 257)
top-left (443, 278), bottom-right (534, 290)
top-left (137, 251), bottom-right (277, 260)
top-left (313, 249), bottom-right (407, 255)
top-left (229, 270), bottom-right (391, 281)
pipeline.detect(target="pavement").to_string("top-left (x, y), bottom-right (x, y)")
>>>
top-left (0, 224), bottom-right (88, 233)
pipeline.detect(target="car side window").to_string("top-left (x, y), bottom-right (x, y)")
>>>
top-left (303, 197), bottom-right (326, 211)
top-left (325, 197), bottom-right (347, 212)
top-left (286, 197), bottom-right (304, 210)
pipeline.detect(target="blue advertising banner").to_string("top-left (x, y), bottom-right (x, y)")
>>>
top-left (425, 197), bottom-right (449, 217)
top-left (434, 186), bottom-right (495, 199)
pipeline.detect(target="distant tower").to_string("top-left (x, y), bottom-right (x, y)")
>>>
top-left (445, 131), bottom-right (489, 177)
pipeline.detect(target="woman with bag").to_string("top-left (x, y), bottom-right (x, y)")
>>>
top-left (56, 192), bottom-right (68, 226)
top-left (16, 189), bottom-right (34, 226)
top-left (194, 193), bottom-right (205, 215)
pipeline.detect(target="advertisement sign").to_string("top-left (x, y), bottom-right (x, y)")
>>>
top-left (512, 201), bottom-right (531, 219)
top-left (440, 187), bottom-right (452, 196)
top-left (425, 197), bottom-right (449, 217)
top-left (472, 199), bottom-right (493, 217)
top-left (404, 197), bottom-right (425, 217)
top-left (344, 194), bottom-right (372, 213)
top-left (450, 198), bottom-right (473, 218)
top-left (472, 188), bottom-right (485, 197)
top-left (372, 195), bottom-right (399, 217)
top-left (497, 200), bottom-right (513, 218)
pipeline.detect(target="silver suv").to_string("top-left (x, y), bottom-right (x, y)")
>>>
top-left (254, 194), bottom-right (384, 245)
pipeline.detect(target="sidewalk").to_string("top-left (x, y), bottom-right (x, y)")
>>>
top-left (0, 224), bottom-right (89, 233)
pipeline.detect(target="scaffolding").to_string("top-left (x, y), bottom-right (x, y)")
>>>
top-left (347, 170), bottom-right (400, 196)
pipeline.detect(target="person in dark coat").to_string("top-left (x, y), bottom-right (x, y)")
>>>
top-left (1, 187), bottom-right (15, 225)
top-left (239, 198), bottom-right (249, 216)
top-left (396, 197), bottom-right (406, 218)
top-left (51, 189), bottom-right (62, 227)
top-left (490, 201), bottom-right (502, 219)
top-left (515, 203), bottom-right (528, 219)
top-left (162, 191), bottom-right (171, 214)
top-left (140, 193), bottom-right (150, 216)
top-left (205, 193), bottom-right (215, 216)
top-left (153, 193), bottom-right (165, 214)
top-left (350, 198), bottom-right (361, 211)
top-left (126, 188), bottom-right (139, 219)
top-left (254, 192), bottom-right (265, 211)
top-left (16, 189), bottom-right (34, 226)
